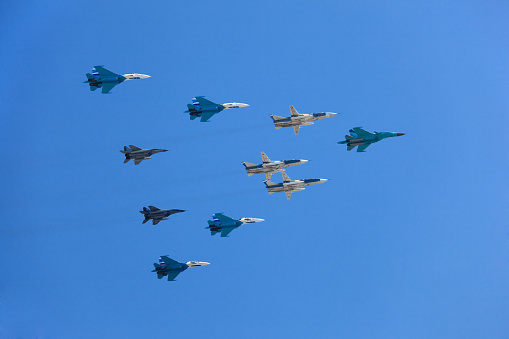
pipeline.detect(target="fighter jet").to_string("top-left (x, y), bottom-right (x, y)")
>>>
top-left (242, 152), bottom-right (308, 181)
top-left (139, 206), bottom-right (185, 225)
top-left (184, 96), bottom-right (249, 122)
top-left (263, 172), bottom-right (328, 200)
top-left (152, 255), bottom-right (209, 281)
top-left (120, 145), bottom-right (167, 165)
top-left (270, 105), bottom-right (338, 135)
top-left (205, 213), bottom-right (265, 237)
top-left (83, 66), bottom-right (150, 94)
top-left (338, 127), bottom-right (405, 152)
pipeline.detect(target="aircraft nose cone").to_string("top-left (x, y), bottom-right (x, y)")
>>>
top-left (320, 179), bottom-right (328, 182)
top-left (301, 159), bottom-right (309, 163)
top-left (201, 262), bottom-right (210, 266)
top-left (397, 133), bottom-right (405, 136)
top-left (160, 149), bottom-right (168, 152)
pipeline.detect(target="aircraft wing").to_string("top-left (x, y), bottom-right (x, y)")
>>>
top-left (200, 112), bottom-right (216, 122)
top-left (285, 191), bottom-right (292, 200)
top-left (351, 127), bottom-right (373, 137)
top-left (148, 206), bottom-right (160, 212)
top-left (93, 66), bottom-right (118, 77)
top-left (260, 152), bottom-right (271, 163)
top-left (160, 256), bottom-right (181, 267)
top-left (129, 145), bottom-right (142, 151)
top-left (289, 105), bottom-right (299, 117)
top-left (220, 227), bottom-right (235, 237)
top-left (356, 143), bottom-right (371, 152)
top-left (293, 125), bottom-right (300, 135)
top-left (195, 96), bottom-right (217, 106)
top-left (101, 82), bottom-right (118, 94)
top-left (152, 219), bottom-right (161, 225)
top-left (166, 271), bottom-right (182, 281)
top-left (214, 213), bottom-right (236, 224)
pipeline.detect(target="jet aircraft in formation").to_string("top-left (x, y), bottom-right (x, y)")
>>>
top-left (264, 172), bottom-right (328, 200)
top-left (338, 127), bottom-right (405, 152)
top-left (242, 152), bottom-right (308, 181)
top-left (84, 66), bottom-right (150, 94)
top-left (270, 105), bottom-right (338, 135)
top-left (205, 213), bottom-right (265, 237)
top-left (120, 145), bottom-right (167, 165)
top-left (184, 96), bottom-right (249, 122)
top-left (152, 256), bottom-right (209, 281)
top-left (140, 206), bottom-right (185, 225)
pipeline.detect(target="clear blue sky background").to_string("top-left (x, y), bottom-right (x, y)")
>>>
top-left (1, 1), bottom-right (508, 338)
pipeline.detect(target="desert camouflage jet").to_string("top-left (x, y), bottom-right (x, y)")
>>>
top-left (242, 152), bottom-right (308, 181)
top-left (263, 172), bottom-right (327, 200)
top-left (139, 206), bottom-right (185, 225)
top-left (83, 66), bottom-right (150, 94)
top-left (152, 255), bottom-right (209, 281)
top-left (270, 105), bottom-right (338, 135)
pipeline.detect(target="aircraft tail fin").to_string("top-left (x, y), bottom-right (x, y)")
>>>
top-left (86, 73), bottom-right (94, 80)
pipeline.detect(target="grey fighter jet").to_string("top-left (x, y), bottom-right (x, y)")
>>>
top-left (270, 105), bottom-right (338, 135)
top-left (83, 66), bottom-right (150, 94)
top-left (139, 206), bottom-right (185, 225)
top-left (152, 255), bottom-right (209, 281)
top-left (242, 152), bottom-right (308, 181)
top-left (263, 172), bottom-right (328, 200)
top-left (120, 145), bottom-right (167, 165)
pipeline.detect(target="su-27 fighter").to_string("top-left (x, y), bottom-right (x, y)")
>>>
top-left (139, 206), bottom-right (185, 225)
top-left (338, 127), bottom-right (405, 152)
top-left (242, 152), bottom-right (308, 181)
top-left (270, 105), bottom-right (338, 135)
top-left (120, 145), bottom-right (167, 165)
top-left (152, 255), bottom-right (209, 281)
top-left (185, 96), bottom-right (249, 122)
top-left (205, 213), bottom-right (265, 237)
top-left (264, 172), bottom-right (328, 200)
top-left (84, 66), bottom-right (150, 94)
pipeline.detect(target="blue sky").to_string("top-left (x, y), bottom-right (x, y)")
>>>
top-left (1, 1), bottom-right (508, 338)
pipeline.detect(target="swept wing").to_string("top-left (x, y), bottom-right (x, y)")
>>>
top-left (293, 125), bottom-right (300, 135)
top-left (260, 152), bottom-right (271, 163)
top-left (214, 213), bottom-right (236, 224)
top-left (148, 206), bottom-right (160, 212)
top-left (129, 145), bottom-right (143, 151)
top-left (101, 82), bottom-right (118, 94)
top-left (134, 159), bottom-right (143, 165)
top-left (160, 256), bottom-right (181, 266)
top-left (195, 97), bottom-right (218, 107)
top-left (356, 143), bottom-right (371, 152)
top-left (220, 227), bottom-right (235, 237)
top-left (200, 112), bottom-right (216, 122)
top-left (351, 127), bottom-right (373, 137)
top-left (93, 66), bottom-right (118, 77)
top-left (165, 271), bottom-right (182, 281)
top-left (289, 105), bottom-right (300, 117)
top-left (152, 219), bottom-right (162, 225)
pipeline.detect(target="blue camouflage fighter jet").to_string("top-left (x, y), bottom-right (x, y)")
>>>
top-left (84, 66), bottom-right (150, 94)
top-left (185, 96), bottom-right (249, 122)
top-left (206, 213), bottom-right (265, 237)
top-left (152, 256), bottom-right (209, 281)
top-left (338, 127), bottom-right (405, 152)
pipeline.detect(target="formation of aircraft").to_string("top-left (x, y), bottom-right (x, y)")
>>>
top-left (242, 152), bottom-right (308, 181)
top-left (83, 66), bottom-right (150, 94)
top-left (184, 96), bottom-right (249, 122)
top-left (338, 127), bottom-right (405, 152)
top-left (270, 105), bottom-right (338, 135)
top-left (152, 256), bottom-right (209, 281)
top-left (84, 66), bottom-right (405, 281)
top-left (120, 145), bottom-right (167, 165)
top-left (139, 206), bottom-right (185, 225)
top-left (263, 172), bottom-right (328, 200)
top-left (205, 213), bottom-right (265, 237)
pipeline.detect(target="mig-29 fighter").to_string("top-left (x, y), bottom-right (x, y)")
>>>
top-left (184, 96), bottom-right (249, 122)
top-left (139, 206), bottom-right (185, 225)
top-left (242, 152), bottom-right (308, 181)
top-left (84, 66), bottom-right (150, 94)
top-left (270, 105), bottom-right (338, 135)
top-left (263, 172), bottom-right (328, 200)
top-left (338, 127), bottom-right (405, 152)
top-left (205, 213), bottom-right (265, 237)
top-left (152, 255), bottom-right (210, 281)
top-left (120, 145), bottom-right (167, 165)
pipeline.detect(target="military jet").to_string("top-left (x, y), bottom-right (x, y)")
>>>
top-left (120, 145), bottom-right (167, 165)
top-left (152, 255), bottom-right (209, 281)
top-left (263, 172), bottom-right (328, 200)
top-left (205, 213), bottom-right (265, 237)
top-left (338, 127), bottom-right (405, 152)
top-left (84, 66), bottom-right (150, 94)
top-left (270, 105), bottom-right (338, 135)
top-left (139, 206), bottom-right (185, 225)
top-left (242, 152), bottom-right (308, 181)
top-left (185, 96), bottom-right (249, 122)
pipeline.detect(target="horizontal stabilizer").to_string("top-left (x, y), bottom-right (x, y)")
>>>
top-left (157, 274), bottom-right (165, 279)
top-left (242, 162), bottom-right (257, 168)
top-left (190, 115), bottom-right (198, 120)
top-left (89, 86), bottom-right (98, 91)
top-left (187, 104), bottom-right (196, 111)
top-left (270, 115), bottom-right (286, 121)
top-left (264, 180), bottom-right (279, 187)
top-left (347, 145), bottom-right (355, 151)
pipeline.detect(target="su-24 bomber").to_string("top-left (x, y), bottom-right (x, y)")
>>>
top-left (84, 66), bottom-right (150, 94)
top-left (242, 152), bottom-right (308, 181)
top-left (152, 256), bottom-right (209, 281)
top-left (264, 172), bottom-right (328, 200)
top-left (185, 96), bottom-right (249, 122)
top-left (338, 127), bottom-right (405, 152)
top-left (206, 213), bottom-right (265, 237)
top-left (120, 145), bottom-right (167, 165)
top-left (270, 105), bottom-right (338, 135)
top-left (140, 206), bottom-right (185, 225)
